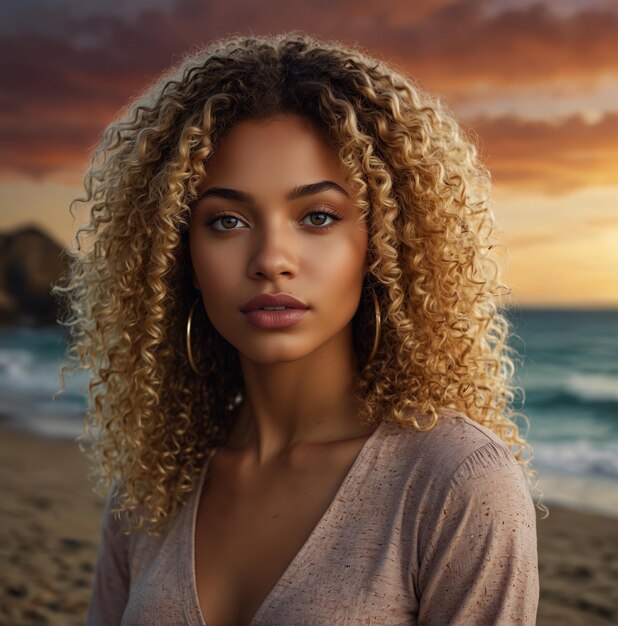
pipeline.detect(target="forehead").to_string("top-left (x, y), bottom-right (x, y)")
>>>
top-left (203, 114), bottom-right (348, 191)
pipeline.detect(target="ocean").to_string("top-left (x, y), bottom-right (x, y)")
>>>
top-left (506, 308), bottom-right (618, 517)
top-left (1, 308), bottom-right (617, 517)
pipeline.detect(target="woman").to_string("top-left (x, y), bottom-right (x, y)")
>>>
top-left (56, 32), bottom-right (540, 625)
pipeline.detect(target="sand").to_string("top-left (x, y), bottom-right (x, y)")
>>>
top-left (1, 424), bottom-right (617, 626)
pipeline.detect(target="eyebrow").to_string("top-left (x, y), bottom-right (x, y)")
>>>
top-left (196, 180), bottom-right (350, 204)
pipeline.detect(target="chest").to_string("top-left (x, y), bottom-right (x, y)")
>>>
top-left (119, 427), bottom-right (418, 626)
top-left (193, 448), bottom-right (363, 625)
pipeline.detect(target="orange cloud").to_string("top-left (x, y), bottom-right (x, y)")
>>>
top-left (467, 113), bottom-right (618, 193)
top-left (1, 0), bottom-right (617, 186)
top-left (388, 2), bottom-right (618, 97)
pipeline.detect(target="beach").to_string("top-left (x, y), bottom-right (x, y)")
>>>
top-left (1, 424), bottom-right (617, 626)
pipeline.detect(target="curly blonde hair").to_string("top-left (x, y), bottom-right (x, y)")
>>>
top-left (53, 32), bottom-right (540, 536)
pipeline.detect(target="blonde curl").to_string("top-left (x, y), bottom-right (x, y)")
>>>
top-left (53, 32), bottom-right (544, 536)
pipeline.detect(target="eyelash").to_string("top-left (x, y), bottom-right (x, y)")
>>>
top-left (207, 207), bottom-right (343, 233)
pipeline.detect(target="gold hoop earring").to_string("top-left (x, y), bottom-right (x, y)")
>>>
top-left (367, 288), bottom-right (381, 364)
top-left (186, 297), bottom-right (207, 377)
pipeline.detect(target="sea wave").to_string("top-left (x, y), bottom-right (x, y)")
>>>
top-left (0, 348), bottom-right (87, 397)
top-left (566, 373), bottom-right (618, 403)
top-left (526, 373), bottom-right (618, 410)
top-left (532, 439), bottom-right (618, 480)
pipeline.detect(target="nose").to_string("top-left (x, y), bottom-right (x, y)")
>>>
top-left (247, 219), bottom-right (300, 281)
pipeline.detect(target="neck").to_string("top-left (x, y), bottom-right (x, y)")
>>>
top-left (228, 325), bottom-right (373, 466)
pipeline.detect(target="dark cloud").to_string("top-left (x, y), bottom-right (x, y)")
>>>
top-left (468, 113), bottom-right (618, 192)
top-left (412, 1), bottom-right (618, 92)
top-left (1, 0), bottom-right (617, 184)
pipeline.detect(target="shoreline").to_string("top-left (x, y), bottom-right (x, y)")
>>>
top-left (1, 424), bottom-right (618, 625)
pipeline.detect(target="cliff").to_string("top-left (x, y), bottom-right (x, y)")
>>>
top-left (0, 225), bottom-right (70, 326)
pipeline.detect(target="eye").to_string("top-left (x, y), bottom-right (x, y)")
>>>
top-left (207, 207), bottom-right (343, 233)
top-left (301, 208), bottom-right (343, 230)
top-left (208, 213), bottom-right (248, 232)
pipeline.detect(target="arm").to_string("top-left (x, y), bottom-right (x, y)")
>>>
top-left (85, 482), bottom-right (130, 626)
top-left (416, 441), bottom-right (539, 626)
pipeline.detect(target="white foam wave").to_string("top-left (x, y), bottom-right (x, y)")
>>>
top-left (533, 439), bottom-right (618, 479)
top-left (0, 348), bottom-right (88, 399)
top-left (537, 472), bottom-right (618, 518)
top-left (566, 373), bottom-right (618, 402)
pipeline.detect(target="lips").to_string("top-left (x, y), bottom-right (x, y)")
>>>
top-left (240, 292), bottom-right (309, 312)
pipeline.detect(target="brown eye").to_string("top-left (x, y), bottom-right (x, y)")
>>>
top-left (309, 213), bottom-right (328, 226)
top-left (208, 214), bottom-right (247, 232)
top-left (220, 217), bottom-right (239, 229)
top-left (301, 209), bottom-right (342, 229)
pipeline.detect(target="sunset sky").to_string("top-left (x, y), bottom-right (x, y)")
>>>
top-left (1, 0), bottom-right (617, 307)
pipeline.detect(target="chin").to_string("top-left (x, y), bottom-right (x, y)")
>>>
top-left (243, 345), bottom-right (316, 365)
top-left (232, 335), bottom-right (324, 365)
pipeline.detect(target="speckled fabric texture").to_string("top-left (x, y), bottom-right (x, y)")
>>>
top-left (86, 411), bottom-right (539, 625)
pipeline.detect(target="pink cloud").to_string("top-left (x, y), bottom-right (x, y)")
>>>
top-left (1, 0), bottom-right (617, 189)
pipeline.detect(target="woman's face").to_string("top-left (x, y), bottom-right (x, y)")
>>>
top-left (188, 114), bottom-right (368, 364)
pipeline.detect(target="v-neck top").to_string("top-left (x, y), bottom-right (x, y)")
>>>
top-left (86, 411), bottom-right (539, 625)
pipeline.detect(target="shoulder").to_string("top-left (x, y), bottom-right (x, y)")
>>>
top-left (374, 409), bottom-right (533, 524)
top-left (380, 410), bottom-right (538, 570)
top-left (99, 480), bottom-right (133, 547)
top-left (99, 481), bottom-right (149, 551)
top-left (378, 408), bottom-right (520, 488)
top-left (389, 413), bottom-right (541, 623)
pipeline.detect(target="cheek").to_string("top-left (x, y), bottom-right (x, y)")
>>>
top-left (190, 242), bottom-right (240, 298)
top-left (317, 232), bottom-right (368, 299)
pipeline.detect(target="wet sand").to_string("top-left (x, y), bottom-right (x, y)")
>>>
top-left (1, 424), bottom-right (617, 625)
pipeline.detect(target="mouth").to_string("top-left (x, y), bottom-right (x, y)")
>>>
top-left (242, 307), bottom-right (309, 329)
top-left (240, 291), bottom-right (309, 313)
top-left (259, 306), bottom-right (296, 310)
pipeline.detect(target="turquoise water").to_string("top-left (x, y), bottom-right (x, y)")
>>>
top-left (0, 325), bottom-right (88, 439)
top-left (507, 309), bottom-right (618, 479)
top-left (505, 309), bottom-right (618, 515)
top-left (1, 309), bottom-right (617, 515)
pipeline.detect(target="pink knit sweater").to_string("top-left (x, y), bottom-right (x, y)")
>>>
top-left (86, 412), bottom-right (539, 625)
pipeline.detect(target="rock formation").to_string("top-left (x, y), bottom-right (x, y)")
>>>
top-left (0, 226), bottom-right (70, 326)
